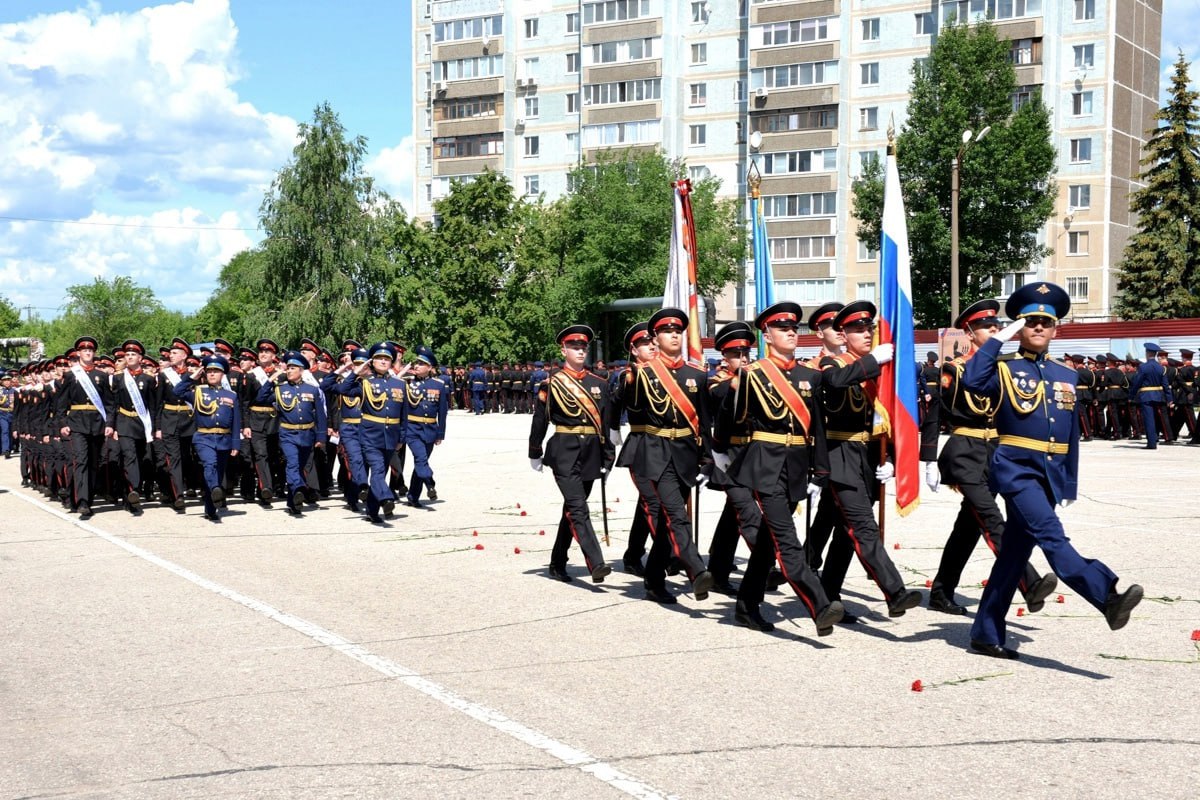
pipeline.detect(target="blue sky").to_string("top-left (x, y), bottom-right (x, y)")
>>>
top-left (0, 0), bottom-right (1197, 320)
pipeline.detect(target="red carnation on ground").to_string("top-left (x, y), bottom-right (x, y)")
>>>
top-left (539, 530), bottom-right (546, 536)
top-left (514, 547), bottom-right (521, 554)
top-left (1056, 595), bottom-right (1065, 604)
top-left (1191, 630), bottom-right (1200, 642)
top-left (1016, 608), bottom-right (1025, 617)
top-left (924, 580), bottom-right (932, 588)
top-left (981, 579), bottom-right (988, 587)
top-left (474, 543), bottom-right (484, 550)
top-left (911, 680), bottom-right (924, 692)
top-left (520, 510), bottom-right (527, 516)
top-left (472, 530), bottom-right (478, 536)
top-left (893, 542), bottom-right (900, 550)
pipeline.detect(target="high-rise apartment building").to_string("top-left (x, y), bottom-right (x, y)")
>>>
top-left (412, 0), bottom-right (1162, 323)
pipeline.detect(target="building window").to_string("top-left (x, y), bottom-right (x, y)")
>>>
top-left (525, 97), bottom-right (540, 118)
top-left (1072, 91), bottom-right (1093, 116)
top-left (762, 149), bottom-right (837, 175)
top-left (859, 107), bottom-right (878, 131)
top-left (689, 165), bottom-right (711, 181)
top-left (1069, 184), bottom-right (1091, 209)
top-left (584, 0), bottom-right (651, 24)
top-left (770, 236), bottom-right (838, 261)
top-left (941, 0), bottom-right (988, 25)
top-left (567, 52), bottom-right (579, 73)
top-left (735, 80), bottom-right (745, 101)
top-left (689, 124), bottom-right (707, 145)
top-left (425, 183), bottom-right (432, 202)
top-left (1070, 138), bottom-right (1092, 163)
top-left (691, 1), bottom-right (709, 23)
top-left (915, 12), bottom-right (935, 35)
top-left (857, 282), bottom-right (877, 302)
top-left (1067, 276), bottom-right (1089, 300)
top-left (1073, 44), bottom-right (1095, 69)
top-left (758, 17), bottom-right (834, 46)
top-left (691, 43), bottom-right (707, 64)
top-left (1074, 0), bottom-right (1095, 21)
top-left (859, 150), bottom-right (880, 171)
top-left (566, 132), bottom-right (579, 155)
top-left (1012, 85), bottom-right (1036, 111)
top-left (862, 18), bottom-right (880, 41)
top-left (751, 60), bottom-right (839, 90)
top-left (524, 18), bottom-right (539, 38)
top-left (1009, 37), bottom-right (1042, 66)
top-left (689, 83), bottom-right (707, 106)
top-left (567, 92), bottom-right (579, 113)
top-left (762, 192), bottom-right (837, 219)
top-left (1067, 231), bottom-right (1089, 255)
top-left (567, 12), bottom-right (580, 33)
top-left (524, 175), bottom-right (540, 196)
top-left (861, 62), bottom-right (879, 86)
top-left (583, 78), bottom-right (662, 106)
top-left (424, 109), bottom-right (431, 130)
top-left (524, 136), bottom-right (539, 157)
top-left (775, 279), bottom-right (836, 303)
top-left (857, 238), bottom-right (878, 262)
top-left (423, 33), bottom-right (431, 56)
top-left (423, 146), bottom-right (432, 167)
top-left (738, 37), bottom-right (747, 59)
top-left (755, 106), bottom-right (838, 133)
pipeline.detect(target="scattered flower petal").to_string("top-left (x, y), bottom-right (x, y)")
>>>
top-left (911, 679), bottom-right (923, 692)
top-left (1016, 607), bottom-right (1025, 617)
top-left (475, 543), bottom-right (484, 550)
top-left (1056, 595), bottom-right (1065, 604)
top-left (514, 547), bottom-right (521, 554)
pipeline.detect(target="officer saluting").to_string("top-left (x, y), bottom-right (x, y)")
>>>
top-left (402, 345), bottom-right (449, 506)
top-left (962, 282), bottom-right (1144, 658)
top-left (529, 325), bottom-right (615, 583)
top-left (336, 342), bottom-right (406, 523)
top-left (176, 356), bottom-right (242, 521)
top-left (55, 336), bottom-right (112, 518)
top-left (256, 349), bottom-right (328, 515)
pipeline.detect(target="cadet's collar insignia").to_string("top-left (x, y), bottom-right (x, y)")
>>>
top-left (1036, 284), bottom-right (1051, 295)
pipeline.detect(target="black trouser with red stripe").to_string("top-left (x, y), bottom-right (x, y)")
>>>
top-left (624, 470), bottom-right (658, 565)
top-left (737, 491), bottom-right (828, 617)
top-left (549, 465), bottom-right (604, 572)
top-left (67, 430), bottom-right (104, 509)
top-left (932, 481), bottom-right (1041, 600)
top-left (642, 462), bottom-right (706, 589)
top-left (707, 485), bottom-right (761, 581)
top-left (821, 481), bottom-right (905, 602)
top-left (803, 491), bottom-right (840, 570)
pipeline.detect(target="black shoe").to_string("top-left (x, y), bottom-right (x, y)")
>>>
top-left (928, 589), bottom-right (968, 616)
top-left (366, 513), bottom-right (383, 524)
top-left (173, 496), bottom-right (187, 511)
top-left (692, 570), bottom-right (715, 601)
top-left (645, 585), bottom-right (677, 604)
top-left (710, 577), bottom-right (739, 596)
top-left (590, 564), bottom-right (613, 584)
top-left (126, 491), bottom-right (141, 512)
top-left (358, 487), bottom-right (369, 503)
top-left (887, 589), bottom-right (922, 618)
top-left (1023, 574), bottom-right (1059, 613)
top-left (286, 503), bottom-right (302, 517)
top-left (381, 499), bottom-right (395, 517)
top-left (260, 488), bottom-right (274, 502)
top-left (203, 512), bottom-right (221, 522)
top-left (622, 557), bottom-right (645, 577)
top-left (814, 600), bottom-right (845, 635)
top-left (345, 501), bottom-right (361, 513)
top-left (548, 564), bottom-right (573, 582)
top-left (427, 487), bottom-right (438, 501)
top-left (77, 501), bottom-right (92, 519)
top-left (405, 495), bottom-right (421, 508)
top-left (210, 486), bottom-right (225, 506)
top-left (734, 601), bottom-right (774, 632)
top-left (766, 569), bottom-right (786, 591)
top-left (186, 489), bottom-right (198, 498)
top-left (304, 488), bottom-right (320, 504)
top-left (1104, 584), bottom-right (1144, 631)
top-left (971, 640), bottom-right (1020, 659)
top-left (666, 558), bottom-right (683, 577)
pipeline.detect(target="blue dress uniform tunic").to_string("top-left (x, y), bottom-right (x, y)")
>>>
top-left (962, 337), bottom-right (1119, 647)
top-left (255, 376), bottom-right (327, 508)
top-left (468, 364), bottom-right (487, 415)
top-left (336, 368), bottom-right (406, 519)
top-left (1129, 351), bottom-right (1172, 449)
top-left (402, 373), bottom-right (449, 505)
top-left (175, 376), bottom-right (242, 517)
top-left (322, 370), bottom-right (367, 509)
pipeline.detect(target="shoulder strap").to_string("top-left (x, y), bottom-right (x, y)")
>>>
top-left (645, 358), bottom-right (700, 437)
top-left (550, 371), bottom-right (604, 432)
top-left (754, 358), bottom-right (813, 433)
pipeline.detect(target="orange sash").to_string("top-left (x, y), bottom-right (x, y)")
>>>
top-left (646, 357), bottom-right (701, 439)
top-left (753, 358), bottom-right (813, 434)
top-left (550, 371), bottom-right (603, 433)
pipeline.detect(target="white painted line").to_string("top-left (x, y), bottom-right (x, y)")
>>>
top-left (5, 487), bottom-right (676, 800)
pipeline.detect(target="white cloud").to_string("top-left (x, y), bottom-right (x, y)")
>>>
top-left (0, 0), bottom-right (294, 313)
top-left (367, 134), bottom-right (416, 214)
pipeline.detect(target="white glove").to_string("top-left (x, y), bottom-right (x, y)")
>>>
top-left (996, 317), bottom-right (1026, 343)
top-left (869, 343), bottom-right (894, 364)
top-left (925, 461), bottom-right (940, 492)
top-left (807, 482), bottom-right (822, 503)
top-left (712, 451), bottom-right (732, 473)
top-left (875, 460), bottom-right (895, 484)
top-left (695, 474), bottom-right (710, 489)
top-left (1059, 498), bottom-right (1074, 508)
top-left (530, 457), bottom-right (543, 472)
top-left (609, 428), bottom-right (623, 448)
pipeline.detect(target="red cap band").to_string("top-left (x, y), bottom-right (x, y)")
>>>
top-left (962, 309), bottom-right (997, 329)
top-left (721, 337), bottom-right (753, 351)
top-left (762, 312), bottom-right (798, 328)
top-left (839, 311), bottom-right (872, 327)
top-left (653, 316), bottom-right (684, 330)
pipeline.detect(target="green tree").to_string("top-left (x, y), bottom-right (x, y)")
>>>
top-left (1115, 52), bottom-right (1200, 319)
top-left (258, 102), bottom-right (383, 344)
top-left (58, 276), bottom-right (167, 351)
top-left (193, 249), bottom-right (284, 345)
top-left (0, 295), bottom-right (20, 336)
top-left (852, 21), bottom-right (1057, 327)
top-left (550, 149), bottom-right (743, 345)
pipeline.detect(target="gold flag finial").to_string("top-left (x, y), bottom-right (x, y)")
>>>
top-left (747, 160), bottom-right (761, 198)
top-left (887, 114), bottom-right (897, 156)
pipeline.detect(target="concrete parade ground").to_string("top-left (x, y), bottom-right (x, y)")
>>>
top-left (2, 411), bottom-right (1198, 799)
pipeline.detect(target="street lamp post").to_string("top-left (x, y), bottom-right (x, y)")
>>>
top-left (950, 126), bottom-right (990, 325)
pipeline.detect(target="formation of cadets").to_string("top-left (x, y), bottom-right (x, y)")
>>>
top-left (2, 335), bottom-right (449, 524)
top-left (529, 282), bottom-right (1152, 657)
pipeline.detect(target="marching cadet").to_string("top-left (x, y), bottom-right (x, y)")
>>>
top-left (1178, 349), bottom-right (1199, 444)
top-left (704, 322), bottom-right (762, 596)
top-left (256, 349), bottom-right (328, 515)
top-left (812, 301), bottom-right (923, 618)
top-left (156, 337), bottom-right (198, 511)
top-left (402, 345), bottom-right (449, 507)
top-left (612, 323), bottom-right (656, 577)
top-left (715, 303), bottom-right (845, 635)
top-left (243, 339), bottom-right (283, 504)
top-left (919, 351), bottom-right (942, 459)
top-left (231, 346), bottom-right (260, 501)
top-left (324, 348), bottom-right (369, 511)
top-left (1130, 343), bottom-right (1172, 449)
top-left (1070, 354), bottom-right (1097, 441)
top-left (925, 300), bottom-right (1058, 616)
top-left (54, 336), bottom-right (112, 518)
top-left (529, 325), bottom-right (615, 583)
top-left (615, 307), bottom-right (715, 604)
top-left (469, 362), bottom-right (487, 415)
top-left (1102, 353), bottom-right (1132, 439)
top-left (176, 356), bottom-right (242, 521)
top-left (510, 362), bottom-right (528, 415)
top-left (106, 340), bottom-right (157, 514)
top-left (1, 371), bottom-right (16, 458)
top-left (963, 282), bottom-right (1144, 658)
top-left (803, 302), bottom-right (845, 572)
top-left (336, 342), bottom-right (405, 523)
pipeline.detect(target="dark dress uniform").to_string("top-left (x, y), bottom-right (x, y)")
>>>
top-left (1073, 357), bottom-right (1096, 441)
top-left (107, 348), bottom-right (158, 511)
top-left (610, 329), bottom-right (654, 577)
top-left (530, 329), bottom-right (615, 582)
top-left (242, 362), bottom-right (283, 502)
top-left (720, 312), bottom-right (843, 634)
top-left (919, 356), bottom-right (942, 459)
top-left (964, 283), bottom-right (1142, 656)
top-left (155, 358), bottom-right (198, 509)
top-left (54, 340), bottom-right (113, 515)
top-left (1103, 361), bottom-right (1131, 439)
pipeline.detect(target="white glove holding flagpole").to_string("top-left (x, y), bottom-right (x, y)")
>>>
top-left (869, 342), bottom-right (894, 364)
top-left (530, 458), bottom-right (543, 472)
top-left (875, 460), bottom-right (895, 484)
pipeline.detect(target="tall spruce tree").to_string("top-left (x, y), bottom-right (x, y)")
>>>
top-left (1114, 53), bottom-right (1200, 320)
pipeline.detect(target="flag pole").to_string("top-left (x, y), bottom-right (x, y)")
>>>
top-left (877, 122), bottom-right (897, 541)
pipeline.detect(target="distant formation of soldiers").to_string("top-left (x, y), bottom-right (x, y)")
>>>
top-left (2, 336), bottom-right (449, 523)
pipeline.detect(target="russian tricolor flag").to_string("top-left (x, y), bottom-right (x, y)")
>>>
top-left (877, 145), bottom-right (920, 516)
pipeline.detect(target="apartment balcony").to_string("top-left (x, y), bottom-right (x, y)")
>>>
top-left (434, 155), bottom-right (502, 177)
top-left (435, 114), bottom-right (503, 138)
top-left (760, 129), bottom-right (838, 151)
top-left (432, 38), bottom-right (501, 62)
top-left (751, 0), bottom-right (839, 27)
top-left (752, 84), bottom-right (839, 113)
top-left (585, 59), bottom-right (662, 84)
top-left (442, 76), bottom-right (504, 100)
top-left (750, 42), bottom-right (839, 68)
top-left (760, 173), bottom-right (838, 194)
top-left (584, 102), bottom-right (660, 126)
top-left (582, 18), bottom-right (660, 43)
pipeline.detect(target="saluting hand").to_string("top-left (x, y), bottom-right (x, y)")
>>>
top-left (996, 317), bottom-right (1026, 344)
